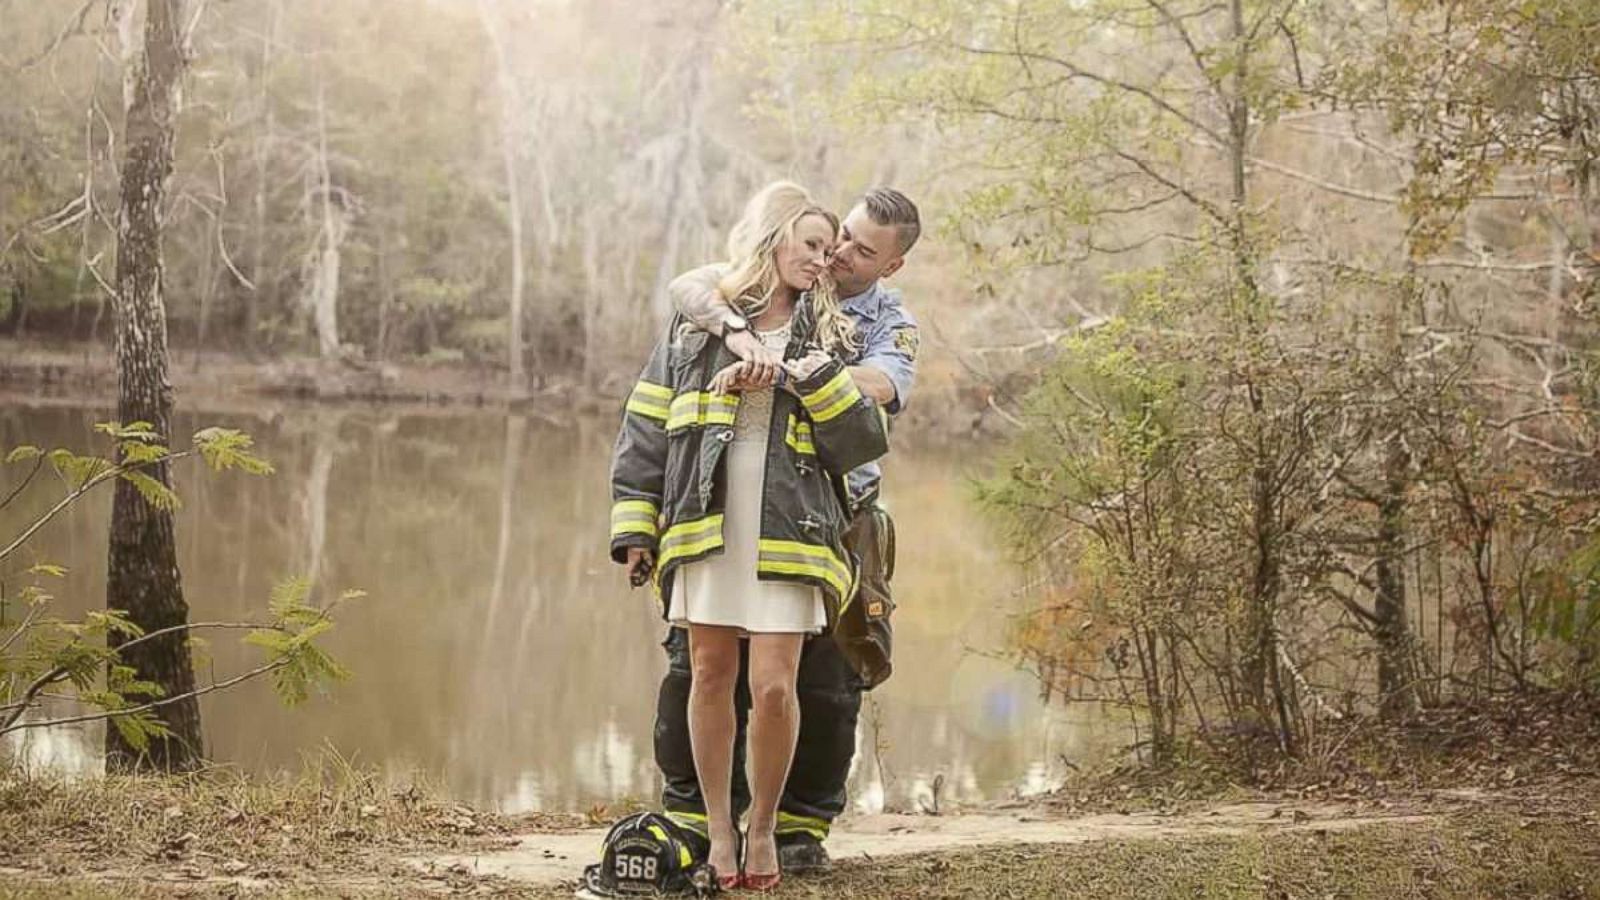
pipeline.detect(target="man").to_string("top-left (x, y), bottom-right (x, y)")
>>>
top-left (654, 188), bottom-right (921, 872)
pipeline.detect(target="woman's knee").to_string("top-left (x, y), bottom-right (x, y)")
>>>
top-left (747, 634), bottom-right (803, 713)
top-left (748, 668), bottom-right (798, 715)
top-left (689, 631), bottom-right (741, 693)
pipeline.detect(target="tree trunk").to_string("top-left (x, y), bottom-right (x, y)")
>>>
top-left (580, 210), bottom-right (602, 386)
top-left (1226, 0), bottom-right (1293, 753)
top-left (647, 106), bottom-right (703, 323)
top-left (1374, 430), bottom-right (1414, 717)
top-left (304, 75), bottom-right (343, 362)
top-left (247, 0), bottom-right (281, 357)
top-left (105, 0), bottom-right (204, 772)
top-left (192, 218), bottom-right (218, 372)
top-left (646, 5), bottom-right (716, 324)
top-left (477, 0), bottom-right (528, 385)
top-left (376, 224), bottom-right (395, 362)
top-left (1229, 0), bottom-right (1268, 718)
top-left (309, 193), bottom-right (346, 361)
top-left (1375, 281), bottom-right (1417, 719)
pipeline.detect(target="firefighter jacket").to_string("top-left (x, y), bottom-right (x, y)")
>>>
top-left (609, 298), bottom-right (891, 630)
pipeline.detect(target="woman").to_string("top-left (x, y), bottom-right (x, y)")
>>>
top-left (609, 181), bottom-right (889, 889)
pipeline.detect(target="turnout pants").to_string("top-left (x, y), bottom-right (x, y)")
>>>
top-left (655, 502), bottom-right (894, 843)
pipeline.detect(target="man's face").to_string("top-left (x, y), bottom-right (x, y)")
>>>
top-left (828, 205), bottom-right (905, 298)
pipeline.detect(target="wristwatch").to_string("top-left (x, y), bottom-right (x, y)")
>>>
top-left (722, 313), bottom-right (749, 337)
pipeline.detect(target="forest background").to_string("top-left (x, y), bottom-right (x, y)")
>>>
top-left (2, 0), bottom-right (1599, 771)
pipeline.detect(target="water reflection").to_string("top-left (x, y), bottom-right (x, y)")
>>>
top-left (0, 402), bottom-right (1121, 812)
top-left (4, 719), bottom-right (102, 778)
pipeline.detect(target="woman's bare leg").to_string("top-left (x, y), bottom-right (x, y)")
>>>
top-left (687, 624), bottom-right (743, 877)
top-left (744, 631), bottom-right (805, 876)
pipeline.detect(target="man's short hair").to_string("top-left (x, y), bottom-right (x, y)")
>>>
top-left (861, 188), bottom-right (921, 256)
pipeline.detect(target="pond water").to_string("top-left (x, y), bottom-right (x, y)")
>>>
top-left (0, 401), bottom-right (1123, 813)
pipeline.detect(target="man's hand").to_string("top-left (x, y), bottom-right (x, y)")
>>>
top-left (784, 349), bottom-right (834, 383)
top-left (626, 547), bottom-right (655, 587)
top-left (709, 358), bottom-right (787, 394)
top-left (725, 330), bottom-right (782, 387)
top-left (847, 365), bottom-right (898, 407)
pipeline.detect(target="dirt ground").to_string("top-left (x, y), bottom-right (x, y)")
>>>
top-left (419, 800), bottom-right (1435, 886)
top-left (2, 771), bottom-right (1597, 899)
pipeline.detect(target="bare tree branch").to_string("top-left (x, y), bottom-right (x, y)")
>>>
top-left (945, 40), bottom-right (1231, 148)
top-left (3, 659), bottom-right (289, 735)
top-left (0, 456), bottom-right (48, 514)
top-left (5, 0), bottom-right (104, 71)
top-left (1109, 147), bottom-right (1230, 226)
top-left (0, 450), bottom-right (197, 567)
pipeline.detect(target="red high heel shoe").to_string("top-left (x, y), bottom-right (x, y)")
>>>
top-left (712, 831), bottom-right (742, 892)
top-left (741, 870), bottom-right (782, 892)
top-left (740, 831), bottom-right (781, 892)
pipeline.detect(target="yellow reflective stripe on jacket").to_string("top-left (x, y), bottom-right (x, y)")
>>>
top-left (785, 415), bottom-right (816, 455)
top-left (800, 369), bottom-right (863, 423)
top-left (610, 499), bottom-right (660, 540)
top-left (659, 515), bottom-right (726, 566)
top-left (775, 811), bottom-right (831, 840)
top-left (667, 391), bottom-right (740, 430)
top-left (757, 538), bottom-right (852, 599)
top-left (626, 380), bottom-right (672, 421)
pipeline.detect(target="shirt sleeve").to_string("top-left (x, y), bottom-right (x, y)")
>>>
top-left (668, 263), bottom-right (735, 333)
top-left (853, 295), bottom-right (919, 415)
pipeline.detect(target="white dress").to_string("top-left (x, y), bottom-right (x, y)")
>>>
top-left (667, 320), bottom-right (827, 634)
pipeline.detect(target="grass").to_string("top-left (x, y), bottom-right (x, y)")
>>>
top-left (2, 751), bottom-right (1597, 898)
top-left (1042, 692), bottom-right (1600, 820)
top-left (790, 804), bottom-right (1600, 899)
top-left (0, 752), bottom-right (568, 897)
top-left (7, 804), bottom-right (1598, 899)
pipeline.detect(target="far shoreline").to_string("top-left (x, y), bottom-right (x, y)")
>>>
top-left (0, 338), bottom-right (986, 442)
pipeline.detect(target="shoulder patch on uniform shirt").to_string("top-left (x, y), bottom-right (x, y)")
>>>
top-left (893, 326), bottom-right (920, 360)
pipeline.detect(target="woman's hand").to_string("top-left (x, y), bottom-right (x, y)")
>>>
top-left (709, 360), bottom-right (745, 395)
top-left (626, 547), bottom-right (655, 587)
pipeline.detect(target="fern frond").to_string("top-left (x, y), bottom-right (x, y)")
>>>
top-left (119, 470), bottom-right (181, 511)
top-left (193, 428), bottom-right (274, 475)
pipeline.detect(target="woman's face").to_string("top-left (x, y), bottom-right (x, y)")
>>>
top-left (774, 213), bottom-right (838, 292)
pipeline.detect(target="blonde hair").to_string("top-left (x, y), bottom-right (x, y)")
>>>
top-left (717, 181), bottom-right (857, 354)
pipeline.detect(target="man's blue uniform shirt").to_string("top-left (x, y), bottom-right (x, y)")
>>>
top-left (840, 281), bottom-right (918, 505)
